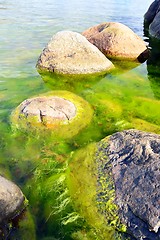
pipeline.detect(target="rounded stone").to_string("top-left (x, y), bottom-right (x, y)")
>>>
top-left (11, 91), bottom-right (93, 139)
top-left (36, 31), bottom-right (114, 75)
top-left (18, 96), bottom-right (76, 123)
top-left (82, 22), bottom-right (148, 62)
top-left (0, 175), bottom-right (25, 223)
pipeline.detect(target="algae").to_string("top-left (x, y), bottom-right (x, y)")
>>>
top-left (67, 142), bottom-right (126, 240)
top-left (38, 71), bottom-right (109, 94)
top-left (11, 209), bottom-right (36, 240)
top-left (131, 96), bottom-right (160, 125)
top-left (131, 118), bottom-right (160, 134)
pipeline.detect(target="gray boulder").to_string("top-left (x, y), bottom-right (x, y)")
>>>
top-left (149, 11), bottom-right (160, 38)
top-left (97, 129), bottom-right (160, 239)
top-left (0, 175), bottom-right (25, 223)
top-left (36, 31), bottom-right (114, 75)
top-left (144, 0), bottom-right (160, 38)
top-left (144, 0), bottom-right (160, 26)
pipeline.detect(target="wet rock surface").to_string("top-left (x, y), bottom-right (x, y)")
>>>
top-left (0, 175), bottom-right (25, 223)
top-left (97, 130), bottom-right (160, 239)
top-left (36, 30), bottom-right (114, 75)
top-left (82, 22), bottom-right (148, 62)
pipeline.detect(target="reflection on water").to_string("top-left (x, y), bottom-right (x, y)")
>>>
top-left (0, 0), bottom-right (159, 239)
top-left (147, 37), bottom-right (160, 99)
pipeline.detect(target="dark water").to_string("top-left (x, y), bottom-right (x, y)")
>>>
top-left (1, 0), bottom-right (159, 239)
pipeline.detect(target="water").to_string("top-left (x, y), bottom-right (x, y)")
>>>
top-left (0, 0), bottom-right (159, 239)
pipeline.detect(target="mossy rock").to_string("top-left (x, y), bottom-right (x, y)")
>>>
top-left (67, 129), bottom-right (160, 240)
top-left (11, 91), bottom-right (93, 139)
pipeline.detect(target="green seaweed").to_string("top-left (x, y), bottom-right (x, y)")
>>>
top-left (67, 142), bottom-right (126, 240)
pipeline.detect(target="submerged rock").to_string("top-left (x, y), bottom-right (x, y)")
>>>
top-left (36, 31), bottom-right (114, 75)
top-left (11, 91), bottom-right (93, 139)
top-left (82, 22), bottom-right (148, 62)
top-left (68, 129), bottom-right (160, 240)
top-left (0, 175), bottom-right (25, 223)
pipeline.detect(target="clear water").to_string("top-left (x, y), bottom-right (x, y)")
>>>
top-left (1, 0), bottom-right (159, 239)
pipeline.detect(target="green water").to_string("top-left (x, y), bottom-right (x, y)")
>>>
top-left (1, 53), bottom-right (160, 239)
top-left (1, 0), bottom-right (159, 239)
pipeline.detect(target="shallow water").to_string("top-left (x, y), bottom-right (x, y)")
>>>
top-left (0, 0), bottom-right (159, 239)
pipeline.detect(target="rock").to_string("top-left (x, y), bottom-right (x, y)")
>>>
top-left (144, 0), bottom-right (160, 39)
top-left (82, 22), bottom-right (148, 62)
top-left (36, 31), bottom-right (114, 75)
top-left (149, 11), bottom-right (160, 38)
top-left (144, 0), bottom-right (160, 26)
top-left (11, 91), bottom-right (93, 139)
top-left (69, 129), bottom-right (160, 240)
top-left (97, 129), bottom-right (160, 239)
top-left (0, 175), bottom-right (25, 223)
top-left (18, 96), bottom-right (76, 122)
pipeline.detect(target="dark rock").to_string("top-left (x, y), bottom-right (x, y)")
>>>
top-left (0, 175), bottom-right (25, 223)
top-left (149, 11), bottom-right (160, 38)
top-left (144, 0), bottom-right (160, 39)
top-left (144, 0), bottom-right (160, 26)
top-left (97, 129), bottom-right (160, 239)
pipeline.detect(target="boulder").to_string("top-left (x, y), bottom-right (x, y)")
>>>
top-left (36, 31), bottom-right (114, 75)
top-left (144, 0), bottom-right (160, 39)
top-left (11, 91), bottom-right (93, 139)
top-left (100, 129), bottom-right (160, 239)
top-left (82, 22), bottom-right (148, 62)
top-left (144, 0), bottom-right (160, 26)
top-left (0, 175), bottom-right (25, 223)
top-left (69, 129), bottom-right (160, 240)
top-left (149, 11), bottom-right (160, 38)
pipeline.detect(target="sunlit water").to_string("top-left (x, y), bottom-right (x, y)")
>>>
top-left (1, 0), bottom-right (159, 239)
